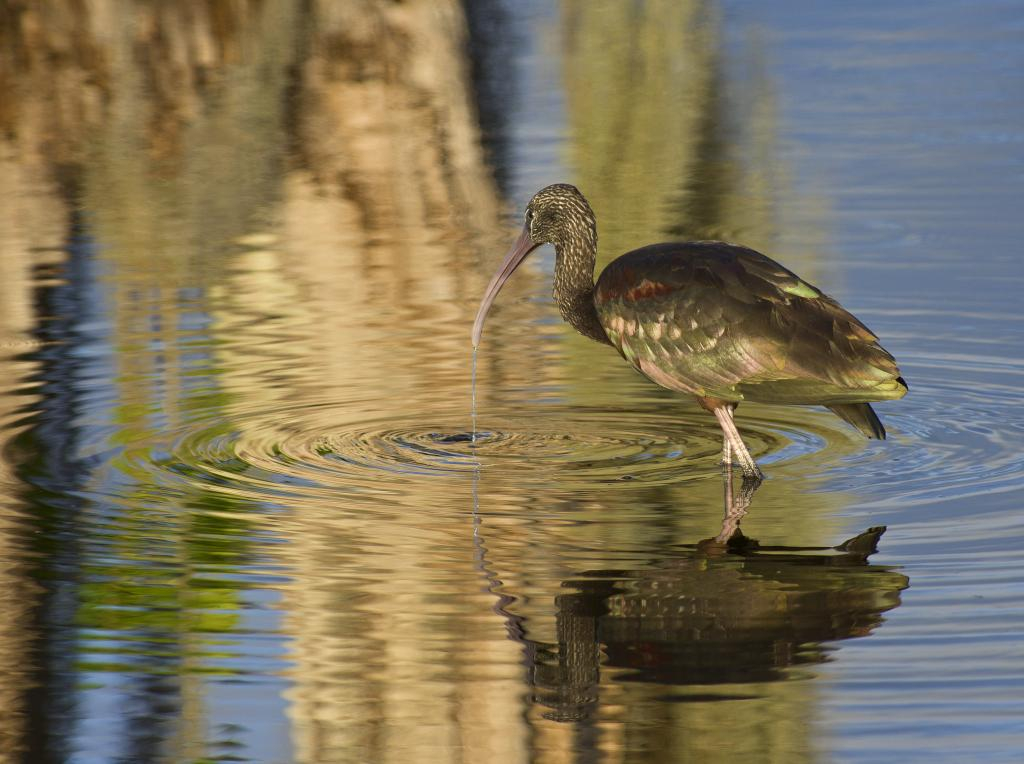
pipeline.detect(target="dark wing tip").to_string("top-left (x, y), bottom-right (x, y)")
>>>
top-left (834, 525), bottom-right (886, 555)
top-left (827, 403), bottom-right (887, 440)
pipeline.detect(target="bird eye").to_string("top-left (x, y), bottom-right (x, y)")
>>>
top-left (525, 209), bottom-right (534, 222)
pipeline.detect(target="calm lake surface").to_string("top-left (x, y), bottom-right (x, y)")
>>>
top-left (0, 1), bottom-right (1022, 762)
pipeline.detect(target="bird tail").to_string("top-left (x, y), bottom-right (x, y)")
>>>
top-left (827, 403), bottom-right (886, 440)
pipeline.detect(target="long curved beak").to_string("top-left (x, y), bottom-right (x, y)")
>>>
top-left (472, 224), bottom-right (539, 347)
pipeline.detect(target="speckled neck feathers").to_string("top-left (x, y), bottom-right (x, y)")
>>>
top-left (553, 235), bottom-right (609, 344)
top-left (532, 185), bottom-right (609, 345)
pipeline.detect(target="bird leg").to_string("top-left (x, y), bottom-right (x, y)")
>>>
top-left (716, 465), bottom-right (760, 543)
top-left (700, 397), bottom-right (734, 468)
top-left (711, 404), bottom-right (764, 481)
top-left (720, 434), bottom-right (732, 467)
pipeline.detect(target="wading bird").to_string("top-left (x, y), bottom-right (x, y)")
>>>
top-left (472, 184), bottom-right (907, 480)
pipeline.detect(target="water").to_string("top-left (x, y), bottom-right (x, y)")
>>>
top-left (0, 0), bottom-right (1022, 762)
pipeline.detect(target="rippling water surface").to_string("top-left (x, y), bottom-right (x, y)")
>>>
top-left (0, 0), bottom-right (1022, 762)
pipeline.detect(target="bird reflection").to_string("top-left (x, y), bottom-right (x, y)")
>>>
top-left (479, 476), bottom-right (908, 723)
top-left (716, 467), bottom-right (761, 543)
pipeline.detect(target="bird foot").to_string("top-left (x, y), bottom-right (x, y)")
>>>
top-left (741, 466), bottom-right (765, 483)
top-left (721, 458), bottom-right (764, 483)
top-left (715, 464), bottom-right (763, 544)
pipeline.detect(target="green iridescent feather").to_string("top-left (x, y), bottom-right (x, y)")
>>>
top-left (594, 242), bottom-right (908, 414)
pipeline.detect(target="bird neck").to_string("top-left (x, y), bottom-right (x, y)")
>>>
top-left (553, 231), bottom-right (609, 345)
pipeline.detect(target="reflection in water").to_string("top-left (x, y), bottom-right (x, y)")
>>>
top-left (0, 1), bottom-right (887, 760)
top-left (0, 0), bottom-right (1020, 762)
top-left (464, 0), bottom-right (518, 196)
top-left (477, 479), bottom-right (906, 738)
top-left (1, 1), bottom-right (505, 760)
top-left (530, 524), bottom-right (904, 719)
top-left (561, 0), bottom-right (794, 256)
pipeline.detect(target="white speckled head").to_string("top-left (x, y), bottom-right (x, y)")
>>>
top-left (472, 184), bottom-right (597, 347)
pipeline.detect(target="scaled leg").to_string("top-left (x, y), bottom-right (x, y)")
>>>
top-left (712, 405), bottom-right (764, 481)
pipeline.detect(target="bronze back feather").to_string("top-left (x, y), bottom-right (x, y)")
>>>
top-left (594, 242), bottom-right (907, 405)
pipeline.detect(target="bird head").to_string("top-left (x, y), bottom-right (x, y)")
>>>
top-left (472, 184), bottom-right (596, 347)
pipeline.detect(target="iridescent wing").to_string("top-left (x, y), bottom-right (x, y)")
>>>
top-left (594, 242), bottom-right (906, 405)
